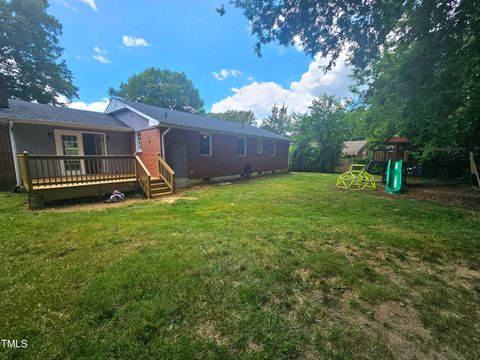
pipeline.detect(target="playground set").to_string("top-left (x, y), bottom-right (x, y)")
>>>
top-left (337, 136), bottom-right (412, 194)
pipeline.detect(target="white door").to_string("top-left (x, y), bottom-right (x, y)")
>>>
top-left (54, 130), bottom-right (85, 176)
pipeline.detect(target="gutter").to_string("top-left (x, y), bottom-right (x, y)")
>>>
top-left (161, 127), bottom-right (172, 159)
top-left (9, 121), bottom-right (21, 187)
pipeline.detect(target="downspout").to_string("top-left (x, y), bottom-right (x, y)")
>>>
top-left (161, 127), bottom-right (172, 159)
top-left (9, 121), bottom-right (21, 187)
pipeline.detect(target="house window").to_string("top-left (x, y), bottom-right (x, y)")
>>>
top-left (200, 133), bottom-right (212, 156)
top-left (237, 137), bottom-right (246, 157)
top-left (135, 132), bottom-right (142, 152)
top-left (270, 140), bottom-right (277, 157)
top-left (257, 138), bottom-right (263, 154)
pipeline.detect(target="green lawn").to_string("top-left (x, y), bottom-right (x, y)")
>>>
top-left (1, 173), bottom-right (479, 359)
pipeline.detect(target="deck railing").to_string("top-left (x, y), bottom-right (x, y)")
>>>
top-left (158, 154), bottom-right (175, 193)
top-left (17, 152), bottom-right (175, 199)
top-left (135, 155), bottom-right (151, 198)
top-left (17, 152), bottom-right (137, 188)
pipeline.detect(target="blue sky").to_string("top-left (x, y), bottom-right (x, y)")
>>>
top-left (51, 0), bottom-right (353, 117)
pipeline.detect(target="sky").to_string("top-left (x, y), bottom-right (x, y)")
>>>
top-left (50, 0), bottom-right (354, 118)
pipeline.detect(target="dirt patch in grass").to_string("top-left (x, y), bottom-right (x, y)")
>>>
top-left (42, 191), bottom-right (199, 212)
top-left (196, 320), bottom-right (226, 346)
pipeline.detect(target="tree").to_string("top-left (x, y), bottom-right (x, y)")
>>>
top-left (109, 67), bottom-right (204, 113)
top-left (289, 95), bottom-right (347, 173)
top-left (223, 0), bottom-right (406, 70)
top-left (0, 0), bottom-right (78, 104)
top-left (261, 103), bottom-right (291, 135)
top-left (207, 110), bottom-right (256, 125)
top-left (363, 0), bottom-right (480, 151)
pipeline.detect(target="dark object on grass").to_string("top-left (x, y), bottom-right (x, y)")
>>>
top-left (105, 190), bottom-right (125, 203)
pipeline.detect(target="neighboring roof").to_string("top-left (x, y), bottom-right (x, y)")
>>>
top-left (110, 98), bottom-right (290, 141)
top-left (343, 140), bottom-right (367, 156)
top-left (384, 136), bottom-right (411, 144)
top-left (0, 99), bottom-right (131, 130)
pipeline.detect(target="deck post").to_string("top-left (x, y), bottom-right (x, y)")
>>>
top-left (21, 151), bottom-right (33, 209)
top-left (22, 151), bottom-right (32, 190)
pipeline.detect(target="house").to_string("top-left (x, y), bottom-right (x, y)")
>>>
top-left (343, 140), bottom-right (368, 159)
top-left (0, 91), bottom-right (289, 207)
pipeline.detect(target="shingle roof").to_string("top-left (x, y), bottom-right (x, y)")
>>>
top-left (343, 140), bottom-right (367, 156)
top-left (0, 99), bottom-right (130, 129)
top-left (114, 98), bottom-right (290, 141)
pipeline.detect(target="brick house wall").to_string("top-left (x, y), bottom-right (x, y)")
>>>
top-left (0, 122), bottom-right (16, 190)
top-left (135, 128), bottom-right (161, 176)
top-left (162, 127), bottom-right (289, 180)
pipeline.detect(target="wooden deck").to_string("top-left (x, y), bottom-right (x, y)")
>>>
top-left (17, 153), bottom-right (175, 209)
top-left (31, 174), bottom-right (138, 190)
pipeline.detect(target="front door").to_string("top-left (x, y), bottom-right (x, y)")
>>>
top-left (54, 130), bottom-right (85, 176)
top-left (171, 144), bottom-right (188, 188)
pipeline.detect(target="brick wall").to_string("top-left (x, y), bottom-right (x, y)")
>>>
top-left (162, 128), bottom-right (289, 179)
top-left (136, 128), bottom-right (161, 176)
top-left (0, 122), bottom-right (16, 190)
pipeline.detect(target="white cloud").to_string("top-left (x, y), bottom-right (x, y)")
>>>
top-left (92, 54), bottom-right (111, 64)
top-left (68, 98), bottom-right (109, 112)
top-left (93, 46), bottom-right (106, 54)
top-left (212, 69), bottom-right (243, 81)
top-left (122, 35), bottom-right (149, 47)
top-left (247, 76), bottom-right (255, 82)
top-left (292, 35), bottom-right (305, 52)
top-left (211, 53), bottom-right (353, 118)
top-left (79, 0), bottom-right (97, 11)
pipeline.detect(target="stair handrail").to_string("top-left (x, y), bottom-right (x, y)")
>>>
top-left (157, 154), bottom-right (175, 193)
top-left (135, 155), bottom-right (151, 198)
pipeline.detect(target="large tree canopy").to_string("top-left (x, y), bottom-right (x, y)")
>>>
top-left (109, 68), bottom-right (205, 113)
top-left (227, 0), bottom-right (480, 151)
top-left (261, 104), bottom-right (291, 135)
top-left (0, 0), bottom-right (78, 104)
top-left (363, 0), bottom-right (480, 150)
top-left (289, 95), bottom-right (347, 173)
top-left (225, 0), bottom-right (406, 70)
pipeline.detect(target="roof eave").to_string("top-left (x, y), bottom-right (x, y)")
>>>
top-left (1, 117), bottom-right (133, 132)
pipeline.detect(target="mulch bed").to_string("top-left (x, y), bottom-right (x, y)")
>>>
top-left (373, 178), bottom-right (480, 211)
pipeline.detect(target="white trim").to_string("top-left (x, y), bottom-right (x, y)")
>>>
top-left (237, 136), bottom-right (246, 157)
top-left (199, 132), bottom-right (212, 157)
top-left (256, 138), bottom-right (263, 155)
top-left (81, 131), bottom-right (108, 156)
top-left (9, 121), bottom-right (21, 186)
top-left (161, 127), bottom-right (172, 159)
top-left (135, 131), bottom-right (142, 153)
top-left (106, 98), bottom-right (160, 127)
top-left (54, 129), bottom-right (85, 176)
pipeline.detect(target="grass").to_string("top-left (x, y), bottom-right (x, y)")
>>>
top-left (0, 172), bottom-right (479, 359)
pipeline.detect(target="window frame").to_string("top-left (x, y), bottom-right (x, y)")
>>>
top-left (135, 132), bottom-right (142, 153)
top-left (199, 132), bottom-right (212, 157)
top-left (270, 140), bottom-right (277, 157)
top-left (256, 138), bottom-right (263, 154)
top-left (237, 137), bottom-right (247, 157)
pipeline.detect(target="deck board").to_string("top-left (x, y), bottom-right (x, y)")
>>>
top-left (31, 173), bottom-right (137, 190)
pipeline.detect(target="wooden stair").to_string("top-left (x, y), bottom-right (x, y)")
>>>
top-left (150, 177), bottom-right (172, 198)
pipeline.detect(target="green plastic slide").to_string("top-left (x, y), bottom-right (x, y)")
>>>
top-left (385, 159), bottom-right (403, 194)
